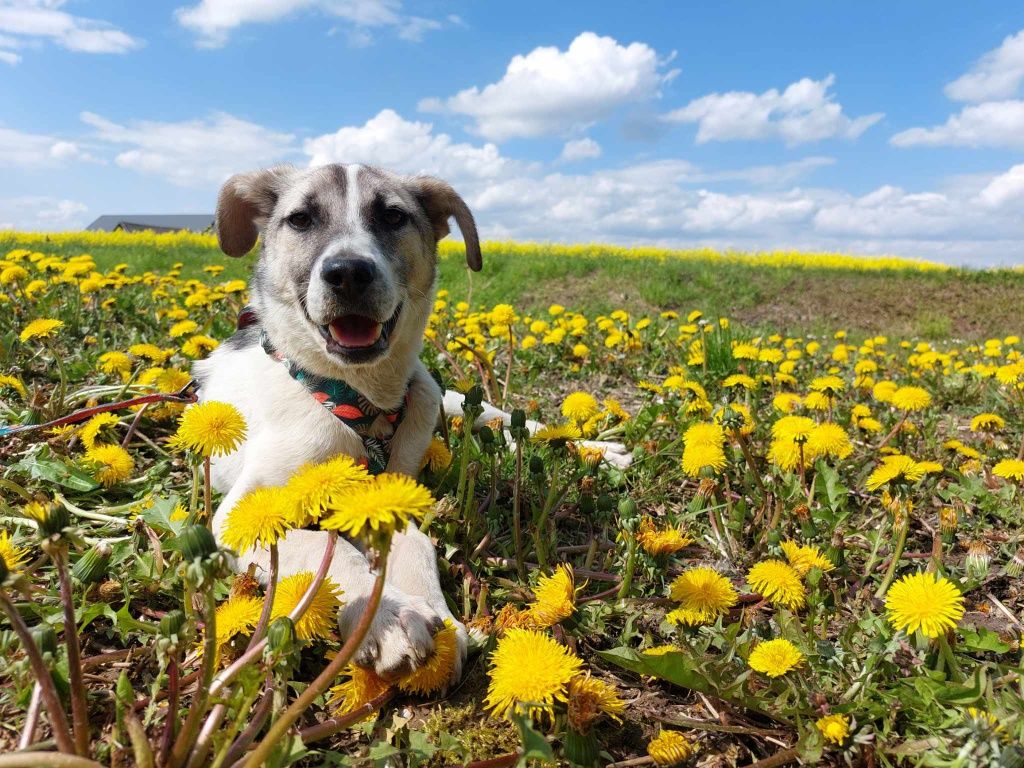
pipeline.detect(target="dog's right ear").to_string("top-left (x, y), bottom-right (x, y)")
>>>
top-left (216, 165), bottom-right (296, 257)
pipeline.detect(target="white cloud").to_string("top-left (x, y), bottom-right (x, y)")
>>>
top-left (559, 137), bottom-right (601, 162)
top-left (664, 75), bottom-right (883, 145)
top-left (420, 32), bottom-right (678, 141)
top-left (890, 100), bottom-right (1024, 148)
top-left (0, 126), bottom-right (91, 167)
top-left (174, 0), bottom-right (440, 48)
top-left (0, 0), bottom-right (142, 59)
top-left (0, 195), bottom-right (88, 230)
top-left (82, 111), bottom-right (297, 186)
top-left (946, 29), bottom-right (1024, 102)
top-left (304, 108), bottom-right (511, 181)
top-left (977, 163), bottom-right (1024, 207)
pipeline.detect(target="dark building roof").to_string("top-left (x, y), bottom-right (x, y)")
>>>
top-left (86, 214), bottom-right (215, 233)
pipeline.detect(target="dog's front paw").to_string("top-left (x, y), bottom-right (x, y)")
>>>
top-left (340, 587), bottom-right (460, 683)
top-left (580, 439), bottom-right (633, 469)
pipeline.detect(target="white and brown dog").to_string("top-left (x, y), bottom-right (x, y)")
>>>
top-left (195, 163), bottom-right (630, 686)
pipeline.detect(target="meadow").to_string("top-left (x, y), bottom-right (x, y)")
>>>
top-left (0, 231), bottom-right (1022, 768)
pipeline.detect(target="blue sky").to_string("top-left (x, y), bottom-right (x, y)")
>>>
top-left (3, 1), bottom-right (1024, 265)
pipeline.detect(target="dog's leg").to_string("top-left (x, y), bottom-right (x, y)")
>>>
top-left (213, 446), bottom-right (449, 681)
top-left (441, 390), bottom-right (633, 469)
top-left (381, 364), bottom-right (469, 681)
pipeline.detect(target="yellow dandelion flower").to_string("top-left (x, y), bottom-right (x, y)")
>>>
top-left (80, 412), bottom-right (120, 449)
top-left (532, 423), bottom-right (582, 444)
top-left (885, 571), bottom-right (964, 638)
top-left (772, 415), bottom-right (815, 442)
top-left (222, 486), bottom-right (302, 553)
top-left (83, 443), bottom-right (135, 486)
top-left (19, 318), bottom-right (63, 342)
top-left (526, 564), bottom-right (578, 627)
top-left (681, 442), bottom-right (727, 477)
top-left (747, 560), bottom-right (806, 610)
top-left (484, 628), bottom-right (583, 719)
top-left (636, 517), bottom-right (693, 556)
top-left (816, 713), bottom-right (850, 746)
top-left (567, 673), bottom-right (625, 732)
top-left (98, 351), bottom-right (132, 377)
top-left (169, 319), bottom-right (199, 338)
top-left (890, 386), bottom-right (931, 411)
top-left (780, 540), bottom-right (835, 576)
top-left (767, 436), bottom-right (805, 472)
top-left (398, 619), bottom-right (459, 695)
top-left (866, 454), bottom-right (938, 490)
top-left (419, 436), bottom-right (453, 473)
top-left (748, 638), bottom-right (804, 677)
top-left (992, 458), bottom-right (1024, 481)
top-left (722, 373), bottom-right (756, 390)
top-left (170, 401), bottom-right (247, 457)
top-left (320, 473), bottom-right (434, 539)
top-left (285, 455), bottom-right (369, 522)
top-left (970, 412), bottom-right (1005, 432)
top-left (668, 567), bottom-right (738, 624)
top-left (809, 375), bottom-right (845, 395)
top-left (647, 730), bottom-right (695, 766)
top-left (0, 530), bottom-right (30, 574)
top-left (327, 663), bottom-right (391, 720)
top-left (269, 572), bottom-right (341, 641)
top-left (213, 595), bottom-right (263, 652)
top-left (0, 374), bottom-right (27, 399)
top-left (181, 334), bottom-right (219, 358)
top-left (562, 392), bottom-right (599, 423)
top-left (806, 423), bottom-right (852, 461)
top-left (128, 343), bottom-right (170, 362)
top-left (490, 303), bottom-right (516, 326)
top-left (773, 393), bottom-right (803, 413)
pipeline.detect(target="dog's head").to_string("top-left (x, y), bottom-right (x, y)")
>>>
top-left (215, 163), bottom-right (480, 379)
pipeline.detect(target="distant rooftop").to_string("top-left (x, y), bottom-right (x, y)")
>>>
top-left (86, 214), bottom-right (214, 234)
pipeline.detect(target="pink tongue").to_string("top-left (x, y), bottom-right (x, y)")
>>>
top-left (329, 315), bottom-right (381, 347)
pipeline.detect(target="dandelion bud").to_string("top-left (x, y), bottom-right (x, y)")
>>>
top-left (696, 477), bottom-right (717, 500)
top-left (793, 504), bottom-right (810, 522)
top-left (463, 385), bottom-right (483, 409)
top-left (563, 727), bottom-right (600, 767)
top-left (578, 493), bottom-right (595, 515)
top-left (267, 616), bottom-right (297, 655)
top-left (597, 494), bottom-right (615, 515)
top-left (939, 507), bottom-right (958, 534)
top-left (510, 408), bottom-right (526, 430)
top-left (30, 623), bottom-right (58, 658)
top-left (180, 524), bottom-right (218, 562)
top-left (72, 542), bottom-right (112, 585)
top-left (478, 426), bottom-right (496, 453)
top-left (966, 540), bottom-right (991, 581)
top-left (529, 456), bottom-right (545, 476)
top-left (28, 500), bottom-right (70, 539)
top-left (1005, 547), bottom-right (1024, 578)
top-left (159, 609), bottom-right (187, 639)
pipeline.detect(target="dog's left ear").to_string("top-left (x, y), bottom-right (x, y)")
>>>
top-left (216, 165), bottom-right (296, 257)
top-left (410, 176), bottom-right (482, 271)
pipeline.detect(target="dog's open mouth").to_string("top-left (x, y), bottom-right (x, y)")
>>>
top-left (318, 304), bottom-right (402, 361)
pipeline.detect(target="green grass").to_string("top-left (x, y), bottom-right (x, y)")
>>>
top-left (6, 234), bottom-right (1024, 339)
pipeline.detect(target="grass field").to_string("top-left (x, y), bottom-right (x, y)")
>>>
top-left (5, 231), bottom-right (1024, 340)
top-left (1, 232), bottom-right (1023, 768)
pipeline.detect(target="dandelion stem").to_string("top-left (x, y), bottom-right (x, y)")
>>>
top-left (512, 439), bottom-right (526, 581)
top-left (246, 543), bottom-right (278, 649)
top-left (168, 589), bottom-right (218, 768)
top-left (202, 456), bottom-right (213, 522)
top-left (0, 756), bottom-right (105, 768)
top-left (243, 557), bottom-right (389, 768)
top-left (17, 682), bottom-right (42, 750)
top-left (208, 533), bottom-right (338, 699)
top-left (874, 519), bottom-right (909, 600)
top-left (877, 412), bottom-right (908, 452)
top-left (52, 550), bottom-right (90, 757)
top-left (0, 591), bottom-right (76, 755)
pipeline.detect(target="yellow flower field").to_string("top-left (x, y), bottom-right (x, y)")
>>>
top-left (0, 235), bottom-right (1022, 766)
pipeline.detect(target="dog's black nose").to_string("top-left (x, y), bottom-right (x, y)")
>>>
top-left (321, 257), bottom-right (377, 290)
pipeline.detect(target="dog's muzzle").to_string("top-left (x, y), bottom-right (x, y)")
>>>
top-left (317, 303), bottom-right (403, 363)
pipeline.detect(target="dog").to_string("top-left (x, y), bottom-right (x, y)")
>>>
top-left (194, 162), bottom-right (632, 686)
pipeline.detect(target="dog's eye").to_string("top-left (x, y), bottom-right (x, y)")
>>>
top-left (286, 211), bottom-right (313, 231)
top-left (381, 207), bottom-right (408, 229)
